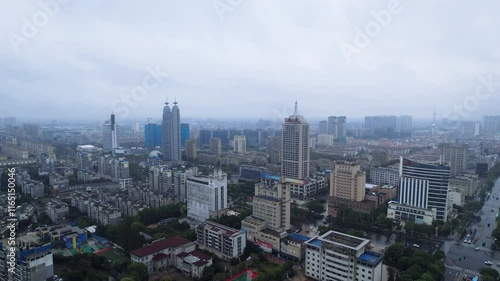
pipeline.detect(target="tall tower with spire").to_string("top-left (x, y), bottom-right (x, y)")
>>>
top-left (162, 98), bottom-right (182, 162)
top-left (171, 99), bottom-right (181, 161)
top-left (281, 101), bottom-right (310, 179)
top-left (162, 99), bottom-right (172, 160)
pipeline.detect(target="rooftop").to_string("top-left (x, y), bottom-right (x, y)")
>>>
top-left (131, 236), bottom-right (192, 257)
top-left (318, 230), bottom-right (370, 250)
top-left (177, 249), bottom-right (212, 267)
top-left (358, 252), bottom-right (383, 266)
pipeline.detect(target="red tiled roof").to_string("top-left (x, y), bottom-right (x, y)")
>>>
top-left (176, 250), bottom-right (212, 267)
top-left (152, 253), bottom-right (168, 261)
top-left (131, 236), bottom-right (191, 257)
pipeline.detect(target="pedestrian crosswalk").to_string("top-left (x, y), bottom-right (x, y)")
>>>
top-left (445, 264), bottom-right (480, 277)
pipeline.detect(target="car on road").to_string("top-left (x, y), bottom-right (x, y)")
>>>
top-left (412, 244), bottom-right (420, 248)
top-left (468, 240), bottom-right (472, 244)
top-left (464, 239), bottom-right (468, 243)
top-left (485, 261), bottom-right (493, 265)
top-left (475, 247), bottom-right (480, 251)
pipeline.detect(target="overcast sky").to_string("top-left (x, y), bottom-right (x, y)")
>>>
top-left (1, 0), bottom-right (499, 123)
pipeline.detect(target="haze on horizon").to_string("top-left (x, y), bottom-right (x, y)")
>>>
top-left (0, 0), bottom-right (499, 123)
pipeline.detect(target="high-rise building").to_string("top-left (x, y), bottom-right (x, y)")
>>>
top-left (266, 136), bottom-right (281, 164)
top-left (148, 165), bottom-right (172, 194)
top-left (483, 115), bottom-right (500, 133)
top-left (181, 123), bottom-right (190, 148)
top-left (186, 168), bottom-right (227, 222)
top-left (144, 123), bottom-right (162, 148)
top-left (304, 230), bottom-right (383, 281)
top-left (318, 121), bottom-right (328, 135)
top-left (3, 117), bottom-right (16, 126)
top-left (212, 129), bottom-right (230, 145)
top-left (441, 144), bottom-right (468, 177)
top-left (395, 115), bottom-right (413, 133)
top-left (162, 101), bottom-right (181, 162)
top-left (281, 102), bottom-right (310, 180)
top-left (234, 135), bottom-right (246, 154)
top-left (337, 116), bottom-right (347, 138)
top-left (399, 157), bottom-right (451, 221)
top-left (185, 140), bottom-right (197, 160)
top-left (209, 138), bottom-right (222, 156)
top-left (364, 115), bottom-right (397, 136)
top-left (327, 116), bottom-right (338, 137)
top-left (369, 167), bottom-right (399, 187)
top-left (22, 123), bottom-right (41, 138)
top-left (330, 162), bottom-right (366, 202)
top-left (198, 129), bottom-right (212, 148)
top-left (252, 179), bottom-right (291, 232)
top-left (241, 177), bottom-right (292, 247)
top-left (103, 113), bottom-right (118, 151)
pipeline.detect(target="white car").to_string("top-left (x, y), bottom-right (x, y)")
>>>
top-left (475, 247), bottom-right (480, 251)
top-left (485, 261), bottom-right (493, 265)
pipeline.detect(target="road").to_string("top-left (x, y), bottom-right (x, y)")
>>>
top-left (444, 177), bottom-right (500, 280)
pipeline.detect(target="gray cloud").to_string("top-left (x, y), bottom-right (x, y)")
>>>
top-left (0, 0), bottom-right (499, 122)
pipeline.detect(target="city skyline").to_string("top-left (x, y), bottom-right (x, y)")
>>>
top-left (1, 1), bottom-right (499, 121)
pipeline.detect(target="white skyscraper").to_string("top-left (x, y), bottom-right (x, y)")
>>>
top-left (186, 168), bottom-right (228, 222)
top-left (281, 102), bottom-right (310, 180)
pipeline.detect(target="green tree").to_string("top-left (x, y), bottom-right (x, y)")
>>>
top-left (126, 263), bottom-right (148, 281)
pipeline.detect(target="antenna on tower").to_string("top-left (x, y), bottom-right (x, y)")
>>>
top-left (147, 118), bottom-right (152, 124)
top-left (433, 105), bottom-right (436, 125)
top-left (174, 96), bottom-right (178, 105)
top-left (294, 100), bottom-right (299, 115)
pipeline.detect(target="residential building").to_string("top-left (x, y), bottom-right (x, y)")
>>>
top-left (234, 135), bottom-right (246, 154)
top-left (46, 199), bottom-right (69, 223)
top-left (209, 138), bottom-right (222, 156)
top-left (198, 129), bottom-right (212, 148)
top-left (185, 140), bottom-right (197, 160)
top-left (186, 168), bottom-right (228, 222)
top-left (318, 121), bottom-right (328, 135)
top-left (441, 144), bottom-right (468, 177)
top-left (281, 102), bottom-right (310, 179)
top-left (483, 115), bottom-right (500, 133)
top-left (395, 115), bottom-right (413, 133)
top-left (148, 165), bottom-right (172, 194)
top-left (304, 230), bottom-right (383, 281)
top-left (364, 115), bottom-right (397, 136)
top-left (266, 136), bottom-right (281, 164)
top-left (337, 116), bottom-right (347, 138)
top-left (448, 174), bottom-right (478, 197)
top-left (330, 162), bottom-right (365, 202)
top-left (369, 167), bottom-right (400, 187)
top-left (327, 116), bottom-right (338, 137)
top-left (317, 134), bottom-right (334, 147)
top-left (196, 221), bottom-right (246, 260)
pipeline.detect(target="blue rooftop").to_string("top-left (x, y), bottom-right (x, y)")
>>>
top-left (309, 238), bottom-right (322, 247)
top-left (289, 233), bottom-right (310, 242)
top-left (358, 252), bottom-right (383, 265)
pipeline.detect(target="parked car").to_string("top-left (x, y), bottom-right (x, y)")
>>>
top-left (475, 247), bottom-right (480, 251)
top-left (485, 261), bottom-right (493, 265)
